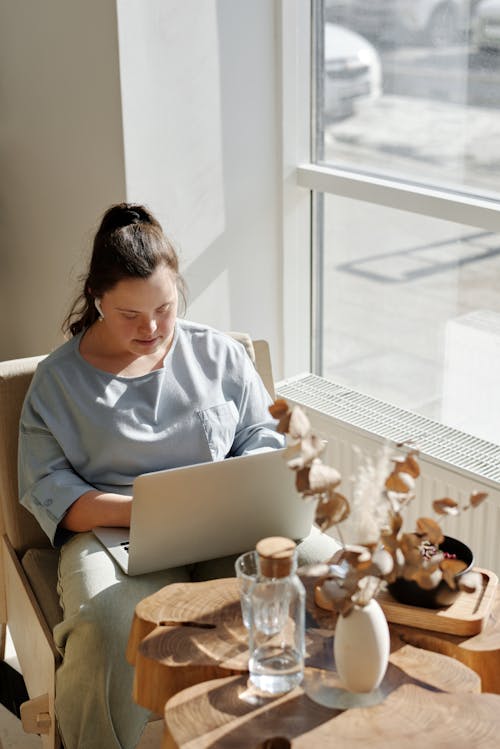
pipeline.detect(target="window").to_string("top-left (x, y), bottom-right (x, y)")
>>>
top-left (295, 0), bottom-right (500, 445)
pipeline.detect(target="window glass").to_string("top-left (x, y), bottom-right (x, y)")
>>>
top-left (318, 0), bottom-right (500, 196)
top-left (318, 192), bottom-right (500, 444)
top-left (311, 1), bottom-right (500, 446)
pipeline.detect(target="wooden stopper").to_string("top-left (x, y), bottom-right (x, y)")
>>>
top-left (256, 537), bottom-right (296, 578)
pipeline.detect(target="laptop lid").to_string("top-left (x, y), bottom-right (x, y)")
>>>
top-left (94, 448), bottom-right (314, 576)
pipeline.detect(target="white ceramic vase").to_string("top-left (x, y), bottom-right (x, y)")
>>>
top-left (334, 598), bottom-right (390, 693)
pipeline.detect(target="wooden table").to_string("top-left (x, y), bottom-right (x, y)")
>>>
top-left (163, 676), bottom-right (500, 749)
top-left (127, 578), bottom-right (500, 748)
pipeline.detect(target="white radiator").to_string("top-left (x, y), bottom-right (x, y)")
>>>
top-left (277, 373), bottom-right (500, 575)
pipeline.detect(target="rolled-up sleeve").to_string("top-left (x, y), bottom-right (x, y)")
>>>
top-left (230, 352), bottom-right (285, 456)
top-left (18, 402), bottom-right (94, 545)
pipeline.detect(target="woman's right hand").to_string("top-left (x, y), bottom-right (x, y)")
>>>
top-left (60, 490), bottom-right (133, 532)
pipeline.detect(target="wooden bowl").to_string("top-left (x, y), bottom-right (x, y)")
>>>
top-left (387, 536), bottom-right (474, 609)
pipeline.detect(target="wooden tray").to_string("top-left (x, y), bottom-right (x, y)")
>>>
top-left (315, 568), bottom-right (498, 637)
top-left (379, 568), bottom-right (497, 636)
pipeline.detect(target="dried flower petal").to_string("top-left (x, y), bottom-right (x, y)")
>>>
top-left (315, 491), bottom-right (350, 531)
top-left (380, 532), bottom-right (397, 556)
top-left (287, 406), bottom-right (312, 441)
top-left (413, 566), bottom-right (443, 590)
top-left (393, 454), bottom-right (420, 478)
top-left (302, 461), bottom-right (341, 495)
top-left (317, 579), bottom-right (355, 616)
top-left (320, 578), bottom-right (348, 603)
top-left (389, 512), bottom-right (403, 536)
top-left (441, 558), bottom-right (467, 589)
top-left (433, 498), bottom-right (459, 516)
top-left (400, 533), bottom-right (423, 565)
top-left (370, 548), bottom-right (394, 577)
top-left (402, 563), bottom-right (421, 581)
top-left (458, 570), bottom-right (482, 594)
top-left (269, 399), bottom-right (294, 434)
top-left (416, 517), bottom-right (444, 545)
top-left (441, 558), bottom-right (467, 575)
top-left (286, 434), bottom-right (326, 470)
top-left (385, 471), bottom-right (415, 493)
top-left (353, 576), bottom-right (381, 606)
top-left (276, 412), bottom-right (291, 435)
top-left (295, 466), bottom-right (311, 494)
top-left (338, 544), bottom-right (372, 571)
top-left (386, 491), bottom-right (407, 514)
top-left (269, 399), bottom-right (289, 420)
top-left (394, 548), bottom-right (405, 568)
top-left (469, 491), bottom-right (488, 508)
top-left (297, 563), bottom-right (330, 578)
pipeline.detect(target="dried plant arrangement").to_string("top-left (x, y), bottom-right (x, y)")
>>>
top-left (270, 399), bottom-right (488, 617)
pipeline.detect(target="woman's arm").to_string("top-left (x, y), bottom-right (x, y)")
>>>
top-left (230, 351), bottom-right (285, 456)
top-left (19, 387), bottom-right (133, 543)
top-left (60, 489), bottom-right (132, 532)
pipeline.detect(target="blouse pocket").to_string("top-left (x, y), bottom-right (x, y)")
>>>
top-left (197, 401), bottom-right (239, 461)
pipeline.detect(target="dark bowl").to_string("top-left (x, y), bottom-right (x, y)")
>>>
top-left (387, 535), bottom-right (474, 609)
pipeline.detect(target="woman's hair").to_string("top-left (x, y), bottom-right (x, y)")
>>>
top-left (63, 203), bottom-right (186, 336)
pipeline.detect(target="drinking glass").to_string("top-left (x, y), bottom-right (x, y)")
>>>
top-left (235, 550), bottom-right (258, 629)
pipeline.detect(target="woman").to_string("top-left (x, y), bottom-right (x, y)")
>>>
top-left (18, 203), bottom-right (337, 749)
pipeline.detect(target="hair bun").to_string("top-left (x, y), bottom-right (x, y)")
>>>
top-left (124, 209), bottom-right (142, 223)
top-left (98, 203), bottom-right (153, 234)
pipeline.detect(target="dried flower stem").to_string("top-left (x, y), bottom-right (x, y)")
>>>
top-left (269, 399), bottom-right (488, 615)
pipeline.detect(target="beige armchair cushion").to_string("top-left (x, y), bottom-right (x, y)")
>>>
top-left (225, 331), bottom-right (255, 363)
top-left (21, 548), bottom-right (61, 631)
top-left (0, 355), bottom-right (63, 633)
top-left (0, 355), bottom-right (50, 554)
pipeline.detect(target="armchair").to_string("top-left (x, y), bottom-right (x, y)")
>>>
top-left (0, 334), bottom-right (274, 748)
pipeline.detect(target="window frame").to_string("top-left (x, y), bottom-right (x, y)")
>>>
top-left (280, 0), bottom-right (313, 377)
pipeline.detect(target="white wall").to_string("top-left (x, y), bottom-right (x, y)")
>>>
top-left (116, 0), bottom-right (283, 374)
top-left (0, 0), bottom-right (284, 376)
top-left (0, 0), bottom-right (127, 358)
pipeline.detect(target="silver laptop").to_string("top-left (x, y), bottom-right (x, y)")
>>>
top-left (92, 448), bottom-right (314, 575)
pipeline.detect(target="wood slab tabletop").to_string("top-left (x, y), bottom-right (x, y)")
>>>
top-left (127, 575), bottom-right (495, 723)
top-left (162, 677), bottom-right (500, 749)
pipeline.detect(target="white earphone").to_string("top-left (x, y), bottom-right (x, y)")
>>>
top-left (94, 298), bottom-right (104, 320)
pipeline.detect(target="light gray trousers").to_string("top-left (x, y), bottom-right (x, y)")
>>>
top-left (53, 527), bottom-right (339, 749)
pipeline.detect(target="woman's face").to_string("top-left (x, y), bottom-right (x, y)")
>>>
top-left (98, 264), bottom-right (179, 357)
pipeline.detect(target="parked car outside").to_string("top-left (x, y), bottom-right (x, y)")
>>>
top-left (324, 23), bottom-right (382, 121)
top-left (325, 0), bottom-right (479, 47)
top-left (472, 0), bottom-right (500, 50)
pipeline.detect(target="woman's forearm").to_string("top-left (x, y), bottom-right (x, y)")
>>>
top-left (60, 490), bottom-right (133, 532)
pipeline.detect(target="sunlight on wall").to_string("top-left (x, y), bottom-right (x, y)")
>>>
top-left (187, 268), bottom-right (231, 332)
top-left (116, 0), bottom-right (225, 265)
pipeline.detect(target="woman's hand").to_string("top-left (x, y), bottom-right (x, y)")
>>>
top-left (60, 490), bottom-right (133, 532)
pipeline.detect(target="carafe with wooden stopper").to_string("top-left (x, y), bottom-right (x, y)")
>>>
top-left (248, 536), bottom-right (305, 694)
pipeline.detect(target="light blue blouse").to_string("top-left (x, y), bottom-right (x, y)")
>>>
top-left (18, 320), bottom-right (284, 545)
